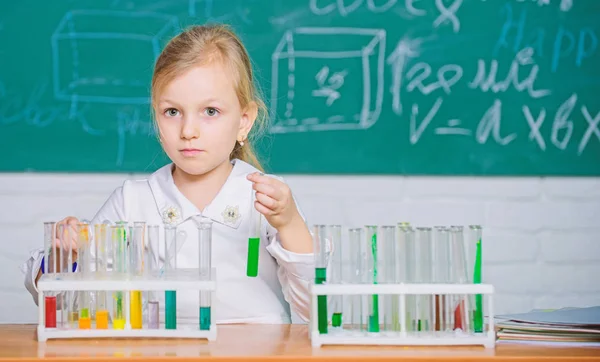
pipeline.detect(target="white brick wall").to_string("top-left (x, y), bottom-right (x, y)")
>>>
top-left (1, 173), bottom-right (599, 323)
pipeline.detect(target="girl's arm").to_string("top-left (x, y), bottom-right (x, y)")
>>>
top-left (21, 187), bottom-right (126, 305)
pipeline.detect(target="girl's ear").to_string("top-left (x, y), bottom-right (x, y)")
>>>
top-left (238, 101), bottom-right (258, 141)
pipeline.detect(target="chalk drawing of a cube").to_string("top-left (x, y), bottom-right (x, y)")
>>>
top-left (52, 10), bottom-right (178, 104)
top-left (270, 28), bottom-right (386, 133)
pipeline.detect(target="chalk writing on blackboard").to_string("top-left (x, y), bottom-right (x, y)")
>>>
top-left (270, 27), bottom-right (385, 133)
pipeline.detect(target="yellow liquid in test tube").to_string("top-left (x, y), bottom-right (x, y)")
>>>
top-left (113, 319), bottom-right (125, 330)
top-left (130, 291), bottom-right (142, 329)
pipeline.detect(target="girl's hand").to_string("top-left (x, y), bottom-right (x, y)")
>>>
top-left (36, 216), bottom-right (80, 285)
top-left (49, 216), bottom-right (80, 272)
top-left (247, 172), bottom-right (302, 230)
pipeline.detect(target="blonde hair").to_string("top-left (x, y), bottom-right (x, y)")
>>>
top-left (151, 24), bottom-right (267, 172)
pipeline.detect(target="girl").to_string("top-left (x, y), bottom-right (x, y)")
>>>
top-left (22, 24), bottom-right (314, 324)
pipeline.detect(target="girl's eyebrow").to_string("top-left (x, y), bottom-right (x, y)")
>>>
top-left (158, 99), bottom-right (181, 107)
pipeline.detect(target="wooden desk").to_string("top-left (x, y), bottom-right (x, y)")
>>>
top-left (1, 325), bottom-right (599, 361)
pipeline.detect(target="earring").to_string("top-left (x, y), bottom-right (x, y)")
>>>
top-left (239, 140), bottom-right (245, 146)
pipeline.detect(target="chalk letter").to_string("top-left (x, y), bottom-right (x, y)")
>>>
top-left (309, 0), bottom-right (337, 15)
top-left (551, 26), bottom-right (575, 73)
top-left (523, 105), bottom-right (547, 150)
top-left (551, 94), bottom-right (576, 150)
top-left (493, 3), bottom-right (527, 57)
top-left (576, 28), bottom-right (598, 67)
top-left (367, 0), bottom-right (397, 13)
top-left (405, 0), bottom-right (426, 16)
top-left (337, 0), bottom-right (363, 16)
top-left (476, 100), bottom-right (517, 145)
top-left (433, 0), bottom-right (462, 33)
top-left (410, 98), bottom-right (442, 144)
top-left (578, 106), bottom-right (600, 155)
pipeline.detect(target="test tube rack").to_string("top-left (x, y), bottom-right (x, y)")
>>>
top-left (37, 268), bottom-right (217, 342)
top-left (309, 283), bottom-right (495, 348)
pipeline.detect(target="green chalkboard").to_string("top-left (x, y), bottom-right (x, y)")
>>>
top-left (0, 0), bottom-right (599, 175)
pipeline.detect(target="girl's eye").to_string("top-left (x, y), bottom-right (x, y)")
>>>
top-left (164, 108), bottom-right (180, 117)
top-left (204, 107), bottom-right (219, 117)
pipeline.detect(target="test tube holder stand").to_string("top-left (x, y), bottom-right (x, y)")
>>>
top-left (309, 283), bottom-right (495, 348)
top-left (37, 268), bottom-right (217, 342)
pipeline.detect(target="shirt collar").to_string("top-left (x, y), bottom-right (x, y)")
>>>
top-left (148, 159), bottom-right (258, 229)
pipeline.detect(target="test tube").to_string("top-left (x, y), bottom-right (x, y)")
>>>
top-left (450, 226), bottom-right (469, 332)
top-left (247, 189), bottom-right (260, 277)
top-left (129, 223), bottom-right (144, 329)
top-left (329, 225), bottom-right (343, 328)
top-left (432, 226), bottom-right (450, 332)
top-left (94, 223), bottom-right (109, 329)
top-left (77, 223), bottom-right (91, 329)
top-left (396, 225), bottom-right (412, 333)
top-left (467, 225), bottom-right (483, 333)
top-left (43, 222), bottom-right (57, 328)
top-left (364, 225), bottom-right (379, 333)
top-left (416, 227), bottom-right (433, 332)
top-left (381, 225), bottom-right (396, 333)
top-left (112, 225), bottom-right (127, 329)
top-left (164, 225), bottom-right (177, 330)
top-left (147, 225), bottom-right (160, 329)
top-left (56, 224), bottom-right (66, 328)
top-left (348, 228), bottom-right (363, 333)
top-left (64, 223), bottom-right (78, 328)
top-left (198, 218), bottom-right (212, 330)
top-left (313, 225), bottom-right (328, 335)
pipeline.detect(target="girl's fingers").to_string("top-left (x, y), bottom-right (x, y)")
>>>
top-left (255, 192), bottom-right (278, 211)
top-left (254, 200), bottom-right (274, 216)
top-left (252, 182), bottom-right (281, 201)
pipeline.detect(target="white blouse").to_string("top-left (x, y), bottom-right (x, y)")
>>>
top-left (21, 159), bottom-right (315, 324)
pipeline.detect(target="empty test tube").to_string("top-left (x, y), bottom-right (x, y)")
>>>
top-left (329, 225), bottom-right (343, 328)
top-left (348, 228), bottom-right (363, 333)
top-left (396, 225), bottom-right (412, 333)
top-left (112, 225), bottom-right (127, 330)
top-left (147, 225), bottom-right (160, 329)
top-left (198, 218), bottom-right (213, 330)
top-left (381, 225), bottom-right (396, 333)
top-left (364, 225), bottom-right (379, 333)
top-left (43, 222), bottom-right (57, 329)
top-left (94, 223), bottom-right (109, 329)
top-left (77, 223), bottom-right (91, 329)
top-left (164, 225), bottom-right (178, 330)
top-left (313, 225), bottom-right (328, 334)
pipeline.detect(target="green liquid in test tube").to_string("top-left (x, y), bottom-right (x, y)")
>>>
top-left (313, 225), bottom-right (328, 334)
top-left (329, 225), bottom-right (343, 328)
top-left (164, 225), bottom-right (178, 330)
top-left (469, 225), bottom-right (483, 333)
top-left (197, 218), bottom-right (213, 330)
top-left (247, 188), bottom-right (260, 277)
top-left (365, 225), bottom-right (379, 333)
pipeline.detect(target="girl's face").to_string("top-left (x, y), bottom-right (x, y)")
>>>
top-left (155, 60), bottom-right (256, 177)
